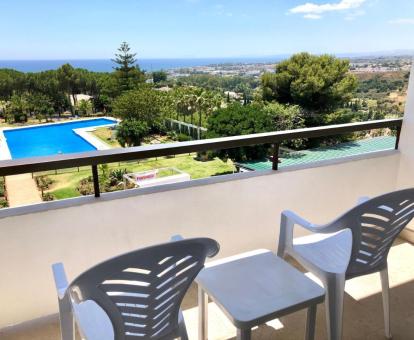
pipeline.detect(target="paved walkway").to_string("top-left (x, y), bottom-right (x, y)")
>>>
top-left (5, 174), bottom-right (42, 207)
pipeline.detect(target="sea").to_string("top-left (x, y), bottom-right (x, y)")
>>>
top-left (0, 57), bottom-right (286, 73)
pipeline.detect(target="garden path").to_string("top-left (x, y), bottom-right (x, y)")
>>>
top-left (5, 174), bottom-right (42, 207)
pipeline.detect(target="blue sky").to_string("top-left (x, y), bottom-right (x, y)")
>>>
top-left (0, 0), bottom-right (413, 59)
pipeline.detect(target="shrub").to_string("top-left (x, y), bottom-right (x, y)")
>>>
top-left (116, 119), bottom-right (150, 147)
top-left (177, 133), bottom-right (192, 142)
top-left (36, 176), bottom-right (53, 190)
top-left (196, 151), bottom-right (216, 162)
top-left (167, 131), bottom-right (177, 140)
top-left (109, 168), bottom-right (128, 186)
top-left (0, 199), bottom-right (8, 208)
top-left (77, 177), bottom-right (95, 196)
top-left (36, 176), bottom-right (54, 195)
top-left (42, 193), bottom-right (55, 201)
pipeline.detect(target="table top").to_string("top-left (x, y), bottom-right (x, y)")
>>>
top-left (196, 249), bottom-right (325, 329)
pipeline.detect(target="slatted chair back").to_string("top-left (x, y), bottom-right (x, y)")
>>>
top-left (68, 238), bottom-right (219, 340)
top-left (331, 188), bottom-right (414, 279)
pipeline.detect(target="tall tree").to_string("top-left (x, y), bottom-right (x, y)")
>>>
top-left (172, 87), bottom-right (222, 130)
top-left (0, 69), bottom-right (26, 99)
top-left (152, 71), bottom-right (168, 84)
top-left (207, 103), bottom-right (274, 161)
top-left (76, 99), bottom-right (93, 116)
top-left (95, 73), bottom-right (120, 112)
top-left (27, 93), bottom-right (54, 122)
top-left (116, 120), bottom-right (149, 147)
top-left (56, 64), bottom-right (79, 113)
top-left (112, 86), bottom-right (165, 131)
top-left (112, 42), bottom-right (145, 92)
top-left (6, 94), bottom-right (29, 123)
top-left (195, 89), bottom-right (222, 130)
top-left (262, 53), bottom-right (358, 123)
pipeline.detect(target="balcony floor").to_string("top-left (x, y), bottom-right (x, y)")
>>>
top-left (2, 240), bottom-right (414, 340)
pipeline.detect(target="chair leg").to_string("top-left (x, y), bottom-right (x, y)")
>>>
top-left (58, 294), bottom-right (75, 340)
top-left (237, 328), bottom-right (252, 340)
top-left (178, 310), bottom-right (189, 340)
top-left (380, 268), bottom-right (392, 339)
top-left (198, 286), bottom-right (208, 340)
top-left (305, 304), bottom-right (317, 340)
top-left (324, 274), bottom-right (345, 340)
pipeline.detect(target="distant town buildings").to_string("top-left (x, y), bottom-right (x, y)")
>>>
top-left (167, 56), bottom-right (412, 79)
top-left (168, 63), bottom-right (276, 79)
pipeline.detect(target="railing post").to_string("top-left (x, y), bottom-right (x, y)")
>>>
top-left (91, 165), bottom-right (100, 198)
top-left (395, 125), bottom-right (402, 150)
top-left (272, 143), bottom-right (280, 171)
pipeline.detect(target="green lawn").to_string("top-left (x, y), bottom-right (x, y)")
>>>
top-left (41, 154), bottom-right (235, 200)
top-left (91, 127), bottom-right (122, 148)
top-left (34, 127), bottom-right (234, 201)
top-left (90, 127), bottom-right (177, 148)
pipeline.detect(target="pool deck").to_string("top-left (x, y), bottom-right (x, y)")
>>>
top-left (0, 131), bottom-right (12, 161)
top-left (73, 126), bottom-right (114, 151)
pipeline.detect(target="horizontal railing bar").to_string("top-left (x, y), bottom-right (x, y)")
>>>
top-left (0, 118), bottom-right (402, 176)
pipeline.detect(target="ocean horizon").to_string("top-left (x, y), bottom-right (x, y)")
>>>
top-left (1, 50), bottom-right (411, 73)
top-left (0, 57), bottom-right (286, 73)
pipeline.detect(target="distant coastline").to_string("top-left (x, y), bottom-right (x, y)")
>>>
top-left (1, 50), bottom-right (412, 73)
top-left (0, 57), bottom-right (286, 73)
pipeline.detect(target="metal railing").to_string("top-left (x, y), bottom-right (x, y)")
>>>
top-left (0, 118), bottom-right (403, 198)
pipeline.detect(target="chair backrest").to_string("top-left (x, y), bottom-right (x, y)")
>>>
top-left (331, 188), bottom-right (414, 279)
top-left (68, 238), bottom-right (219, 340)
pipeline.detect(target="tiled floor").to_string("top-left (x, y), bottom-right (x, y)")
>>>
top-left (2, 240), bottom-right (414, 340)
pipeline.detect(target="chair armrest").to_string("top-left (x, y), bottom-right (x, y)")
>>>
top-left (357, 196), bottom-right (370, 205)
top-left (282, 210), bottom-right (346, 234)
top-left (278, 210), bottom-right (334, 257)
top-left (278, 210), bottom-right (310, 256)
top-left (52, 263), bottom-right (69, 300)
top-left (171, 235), bottom-right (184, 242)
top-left (282, 210), bottom-right (317, 232)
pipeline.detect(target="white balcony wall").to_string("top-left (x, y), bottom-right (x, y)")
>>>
top-left (0, 151), bottom-right (400, 328)
top-left (397, 62), bottom-right (414, 185)
top-left (396, 62), bottom-right (414, 240)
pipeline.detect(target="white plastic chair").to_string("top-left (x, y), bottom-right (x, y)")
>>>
top-left (52, 236), bottom-right (219, 340)
top-left (277, 188), bottom-right (414, 340)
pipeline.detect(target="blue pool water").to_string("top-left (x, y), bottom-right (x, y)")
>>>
top-left (4, 118), bottom-right (117, 159)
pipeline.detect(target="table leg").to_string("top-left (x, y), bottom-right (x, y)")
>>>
top-left (305, 304), bottom-right (317, 340)
top-left (198, 285), bottom-right (208, 340)
top-left (237, 328), bottom-right (251, 340)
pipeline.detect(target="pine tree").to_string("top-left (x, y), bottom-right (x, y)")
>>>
top-left (112, 42), bottom-right (144, 92)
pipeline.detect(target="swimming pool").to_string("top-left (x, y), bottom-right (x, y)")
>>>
top-left (3, 118), bottom-right (117, 159)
